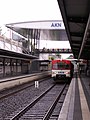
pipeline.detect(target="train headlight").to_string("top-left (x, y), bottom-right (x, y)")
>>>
top-left (66, 71), bottom-right (70, 74)
top-left (52, 71), bottom-right (56, 74)
top-left (52, 71), bottom-right (56, 77)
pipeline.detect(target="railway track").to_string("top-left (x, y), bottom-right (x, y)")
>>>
top-left (6, 84), bottom-right (68, 120)
top-left (0, 77), bottom-right (50, 100)
top-left (0, 77), bottom-right (54, 120)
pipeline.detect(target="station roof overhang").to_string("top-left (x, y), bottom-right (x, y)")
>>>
top-left (57, 0), bottom-right (90, 60)
top-left (6, 20), bottom-right (68, 41)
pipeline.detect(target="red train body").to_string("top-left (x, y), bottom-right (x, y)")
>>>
top-left (51, 59), bottom-right (74, 82)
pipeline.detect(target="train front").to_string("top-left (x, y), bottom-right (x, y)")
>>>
top-left (51, 60), bottom-right (73, 82)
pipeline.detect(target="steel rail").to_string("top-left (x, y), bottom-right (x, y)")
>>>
top-left (10, 84), bottom-right (55, 120)
top-left (43, 84), bottom-right (66, 120)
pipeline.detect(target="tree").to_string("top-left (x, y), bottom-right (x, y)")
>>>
top-left (49, 56), bottom-right (54, 60)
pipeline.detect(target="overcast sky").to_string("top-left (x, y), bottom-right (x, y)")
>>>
top-left (0, 0), bottom-right (72, 58)
top-left (0, 0), bottom-right (62, 26)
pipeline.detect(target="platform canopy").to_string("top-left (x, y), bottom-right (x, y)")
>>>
top-left (0, 48), bottom-right (38, 60)
top-left (57, 0), bottom-right (90, 60)
top-left (6, 20), bottom-right (68, 41)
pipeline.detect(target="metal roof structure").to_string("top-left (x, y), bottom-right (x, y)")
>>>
top-left (6, 20), bottom-right (68, 41)
top-left (57, 0), bottom-right (90, 60)
top-left (0, 49), bottom-right (38, 60)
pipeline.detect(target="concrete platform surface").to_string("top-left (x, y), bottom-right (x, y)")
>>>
top-left (58, 73), bottom-right (90, 120)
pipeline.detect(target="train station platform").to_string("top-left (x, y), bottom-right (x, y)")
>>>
top-left (0, 71), bottom-right (51, 91)
top-left (58, 73), bottom-right (90, 120)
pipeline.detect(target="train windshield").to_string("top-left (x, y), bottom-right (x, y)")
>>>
top-left (52, 62), bottom-right (70, 70)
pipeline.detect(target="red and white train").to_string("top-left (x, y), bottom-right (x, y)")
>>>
top-left (51, 59), bottom-right (74, 82)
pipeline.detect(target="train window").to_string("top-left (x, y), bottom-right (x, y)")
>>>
top-left (58, 63), bottom-right (70, 69)
top-left (65, 64), bottom-right (70, 69)
top-left (53, 63), bottom-right (57, 69)
top-left (58, 63), bottom-right (65, 69)
top-left (53, 62), bottom-right (70, 69)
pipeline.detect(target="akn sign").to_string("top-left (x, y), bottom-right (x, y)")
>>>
top-left (51, 23), bottom-right (61, 27)
top-left (50, 21), bottom-right (65, 29)
top-left (6, 20), bottom-right (65, 30)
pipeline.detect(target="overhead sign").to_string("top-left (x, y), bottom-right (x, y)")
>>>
top-left (51, 23), bottom-right (61, 28)
top-left (6, 20), bottom-right (65, 30)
